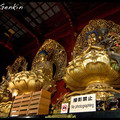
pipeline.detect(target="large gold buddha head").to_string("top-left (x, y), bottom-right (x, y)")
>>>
top-left (63, 19), bottom-right (120, 91)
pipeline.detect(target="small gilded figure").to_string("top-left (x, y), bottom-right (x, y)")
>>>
top-left (83, 30), bottom-right (103, 55)
top-left (35, 50), bottom-right (53, 79)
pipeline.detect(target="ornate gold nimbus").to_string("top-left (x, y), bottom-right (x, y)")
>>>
top-left (73, 19), bottom-right (120, 58)
top-left (32, 39), bottom-right (67, 81)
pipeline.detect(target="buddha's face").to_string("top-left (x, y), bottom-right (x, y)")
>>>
top-left (88, 33), bottom-right (98, 45)
top-left (39, 53), bottom-right (48, 62)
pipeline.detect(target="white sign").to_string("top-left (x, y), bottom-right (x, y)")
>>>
top-left (69, 94), bottom-right (96, 113)
top-left (61, 103), bottom-right (69, 113)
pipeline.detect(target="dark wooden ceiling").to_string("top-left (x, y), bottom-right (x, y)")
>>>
top-left (0, 2), bottom-right (120, 82)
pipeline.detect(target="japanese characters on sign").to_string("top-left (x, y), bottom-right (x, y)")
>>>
top-left (69, 94), bottom-right (96, 113)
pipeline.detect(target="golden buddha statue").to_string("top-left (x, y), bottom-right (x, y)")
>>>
top-left (32, 50), bottom-right (53, 79)
top-left (7, 39), bottom-right (67, 95)
top-left (63, 19), bottom-right (120, 102)
top-left (83, 30), bottom-right (103, 55)
top-left (0, 39), bottom-right (67, 117)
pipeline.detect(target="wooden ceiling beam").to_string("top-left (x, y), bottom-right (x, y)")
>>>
top-left (77, 2), bottom-right (107, 21)
top-left (96, 5), bottom-right (120, 19)
top-left (0, 41), bottom-right (16, 55)
top-left (77, 4), bottom-right (120, 32)
top-left (56, 2), bottom-right (73, 28)
top-left (4, 11), bottom-right (40, 46)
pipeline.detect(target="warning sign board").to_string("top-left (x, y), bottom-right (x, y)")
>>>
top-left (69, 94), bottom-right (96, 113)
top-left (61, 103), bottom-right (68, 113)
